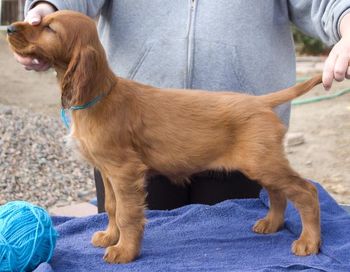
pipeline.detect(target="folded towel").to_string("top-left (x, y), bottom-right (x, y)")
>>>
top-left (35, 183), bottom-right (350, 272)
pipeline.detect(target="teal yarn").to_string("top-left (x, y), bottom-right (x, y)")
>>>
top-left (0, 201), bottom-right (57, 272)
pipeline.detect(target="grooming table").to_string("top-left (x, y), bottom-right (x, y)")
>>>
top-left (35, 183), bottom-right (350, 272)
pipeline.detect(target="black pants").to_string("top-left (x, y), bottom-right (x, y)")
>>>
top-left (95, 170), bottom-right (261, 211)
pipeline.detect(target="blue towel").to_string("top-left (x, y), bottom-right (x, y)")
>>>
top-left (35, 183), bottom-right (350, 272)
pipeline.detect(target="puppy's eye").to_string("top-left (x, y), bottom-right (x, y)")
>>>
top-left (44, 25), bottom-right (55, 33)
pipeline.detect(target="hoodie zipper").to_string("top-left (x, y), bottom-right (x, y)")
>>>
top-left (186, 0), bottom-right (197, 88)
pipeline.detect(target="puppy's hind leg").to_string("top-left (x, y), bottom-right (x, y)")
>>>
top-left (241, 158), bottom-right (320, 256)
top-left (231, 115), bottom-right (319, 255)
top-left (284, 177), bottom-right (320, 256)
top-left (253, 189), bottom-right (286, 234)
top-left (91, 171), bottom-right (120, 248)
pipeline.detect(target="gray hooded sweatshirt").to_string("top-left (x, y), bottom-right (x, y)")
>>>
top-left (25, 0), bottom-right (350, 124)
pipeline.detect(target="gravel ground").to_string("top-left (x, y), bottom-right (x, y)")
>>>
top-left (0, 104), bottom-right (95, 208)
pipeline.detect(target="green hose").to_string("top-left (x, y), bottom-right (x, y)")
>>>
top-left (292, 77), bottom-right (350, 106)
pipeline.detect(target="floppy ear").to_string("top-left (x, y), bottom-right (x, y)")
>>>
top-left (61, 46), bottom-right (99, 108)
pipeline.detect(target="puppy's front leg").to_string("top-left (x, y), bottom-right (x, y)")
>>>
top-left (103, 167), bottom-right (146, 264)
top-left (91, 171), bottom-right (120, 248)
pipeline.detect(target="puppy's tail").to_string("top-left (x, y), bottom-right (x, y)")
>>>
top-left (260, 74), bottom-right (323, 108)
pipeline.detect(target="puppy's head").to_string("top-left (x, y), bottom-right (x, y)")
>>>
top-left (7, 10), bottom-right (101, 66)
top-left (7, 11), bottom-right (107, 108)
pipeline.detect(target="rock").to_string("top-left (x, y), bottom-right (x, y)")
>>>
top-left (306, 160), bottom-right (312, 167)
top-left (286, 132), bottom-right (305, 147)
top-left (4, 109), bottom-right (12, 115)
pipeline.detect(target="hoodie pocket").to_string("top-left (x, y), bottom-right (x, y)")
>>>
top-left (190, 39), bottom-right (246, 93)
top-left (127, 38), bottom-right (188, 89)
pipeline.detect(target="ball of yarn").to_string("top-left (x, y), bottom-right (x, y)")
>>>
top-left (0, 201), bottom-right (57, 272)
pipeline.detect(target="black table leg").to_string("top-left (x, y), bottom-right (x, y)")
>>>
top-left (94, 169), bottom-right (105, 213)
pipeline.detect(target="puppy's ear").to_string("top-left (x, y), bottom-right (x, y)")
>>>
top-left (61, 45), bottom-right (99, 108)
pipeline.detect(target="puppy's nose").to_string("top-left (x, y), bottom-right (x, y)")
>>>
top-left (7, 25), bottom-right (17, 35)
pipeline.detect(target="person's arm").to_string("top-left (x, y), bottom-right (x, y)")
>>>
top-left (288, 0), bottom-right (350, 89)
top-left (25, 0), bottom-right (106, 19)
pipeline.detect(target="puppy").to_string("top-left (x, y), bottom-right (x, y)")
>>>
top-left (8, 11), bottom-right (322, 264)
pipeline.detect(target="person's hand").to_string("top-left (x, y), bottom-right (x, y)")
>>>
top-left (13, 2), bottom-right (56, 71)
top-left (323, 12), bottom-right (350, 90)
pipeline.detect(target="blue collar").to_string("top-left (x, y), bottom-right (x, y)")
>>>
top-left (60, 94), bottom-right (105, 129)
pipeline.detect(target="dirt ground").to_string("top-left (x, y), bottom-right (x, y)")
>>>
top-left (1, 32), bottom-right (349, 204)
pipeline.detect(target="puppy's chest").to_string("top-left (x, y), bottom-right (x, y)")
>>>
top-left (67, 133), bottom-right (98, 165)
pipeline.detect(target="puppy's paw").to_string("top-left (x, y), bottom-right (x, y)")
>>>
top-left (91, 231), bottom-right (119, 248)
top-left (253, 218), bottom-right (282, 234)
top-left (291, 238), bottom-right (320, 256)
top-left (103, 245), bottom-right (138, 264)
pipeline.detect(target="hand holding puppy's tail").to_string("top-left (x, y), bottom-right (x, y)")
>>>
top-left (260, 74), bottom-right (323, 108)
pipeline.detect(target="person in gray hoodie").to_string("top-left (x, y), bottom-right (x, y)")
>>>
top-left (16, 0), bottom-right (350, 210)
